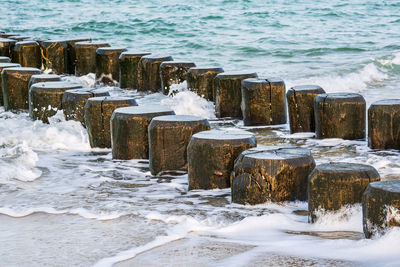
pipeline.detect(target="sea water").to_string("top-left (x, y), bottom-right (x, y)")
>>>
top-left (1, 0), bottom-right (400, 266)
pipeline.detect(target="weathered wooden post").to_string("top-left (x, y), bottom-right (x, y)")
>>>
top-left (314, 93), bottom-right (366, 140)
top-left (65, 38), bottom-right (91, 74)
top-left (0, 56), bottom-right (10, 63)
top-left (160, 61), bottom-right (196, 95)
top-left (119, 52), bottom-right (151, 89)
top-left (308, 162), bottom-right (380, 222)
top-left (362, 180), bottom-right (400, 238)
top-left (41, 40), bottom-right (68, 74)
top-left (75, 41), bottom-right (110, 76)
top-left (29, 81), bottom-right (83, 123)
top-left (241, 77), bottom-right (286, 126)
top-left (148, 115), bottom-right (210, 175)
top-left (186, 67), bottom-right (224, 101)
top-left (0, 62), bottom-right (20, 106)
top-left (62, 88), bottom-right (110, 126)
top-left (215, 71), bottom-right (258, 118)
top-left (13, 41), bottom-right (42, 69)
top-left (231, 147), bottom-right (315, 204)
top-left (0, 38), bottom-right (16, 59)
top-left (85, 96), bottom-right (137, 148)
top-left (286, 85), bottom-right (325, 133)
top-left (188, 129), bottom-right (257, 190)
top-left (137, 55), bottom-right (173, 92)
top-left (368, 99), bottom-right (400, 150)
top-left (95, 47), bottom-right (127, 84)
top-left (111, 105), bottom-right (175, 160)
top-left (28, 74), bottom-right (62, 89)
top-left (2, 67), bottom-right (41, 110)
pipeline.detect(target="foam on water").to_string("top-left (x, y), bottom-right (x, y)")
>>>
top-left (62, 73), bottom-right (97, 88)
top-left (160, 81), bottom-right (216, 119)
top-left (286, 62), bottom-right (389, 95)
top-left (0, 109), bottom-right (90, 151)
top-left (0, 144), bottom-right (41, 182)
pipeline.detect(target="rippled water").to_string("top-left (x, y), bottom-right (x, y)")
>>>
top-left (1, 0), bottom-right (400, 266)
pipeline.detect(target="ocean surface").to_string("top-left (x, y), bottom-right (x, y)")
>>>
top-left (1, 0), bottom-right (400, 266)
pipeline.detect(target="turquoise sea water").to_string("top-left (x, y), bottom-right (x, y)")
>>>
top-left (1, 1), bottom-right (400, 266)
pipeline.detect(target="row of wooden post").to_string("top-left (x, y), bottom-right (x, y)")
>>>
top-left (0, 31), bottom-right (399, 238)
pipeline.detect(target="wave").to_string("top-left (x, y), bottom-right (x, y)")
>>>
top-left (0, 206), bottom-right (128, 221)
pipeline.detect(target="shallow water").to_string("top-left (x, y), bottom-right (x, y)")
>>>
top-left (1, 0), bottom-right (400, 266)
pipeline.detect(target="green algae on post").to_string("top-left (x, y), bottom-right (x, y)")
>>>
top-left (111, 105), bottom-right (175, 160)
top-left (148, 115), bottom-right (210, 175)
top-left (186, 67), bottom-right (224, 101)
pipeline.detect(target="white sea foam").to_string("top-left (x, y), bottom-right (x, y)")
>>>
top-left (0, 144), bottom-right (42, 182)
top-left (62, 73), bottom-right (97, 88)
top-left (378, 52), bottom-right (400, 67)
top-left (160, 81), bottom-right (216, 119)
top-left (0, 109), bottom-right (90, 151)
top-left (286, 62), bottom-right (389, 94)
top-left (0, 206), bottom-right (128, 221)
